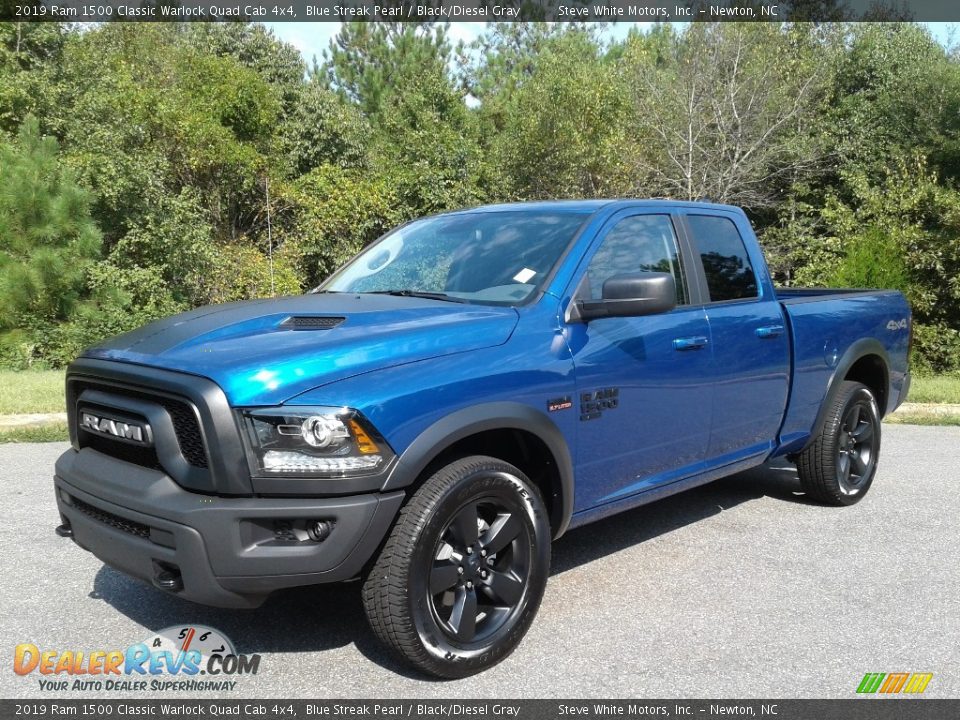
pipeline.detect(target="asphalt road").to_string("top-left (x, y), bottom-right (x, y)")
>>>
top-left (2, 425), bottom-right (958, 699)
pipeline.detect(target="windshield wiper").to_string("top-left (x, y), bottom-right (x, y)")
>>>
top-left (367, 290), bottom-right (468, 303)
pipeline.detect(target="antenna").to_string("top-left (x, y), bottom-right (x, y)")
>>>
top-left (265, 175), bottom-right (275, 297)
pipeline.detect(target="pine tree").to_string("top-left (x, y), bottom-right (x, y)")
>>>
top-left (0, 115), bottom-right (102, 335)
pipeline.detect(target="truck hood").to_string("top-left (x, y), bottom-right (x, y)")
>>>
top-left (83, 294), bottom-right (519, 406)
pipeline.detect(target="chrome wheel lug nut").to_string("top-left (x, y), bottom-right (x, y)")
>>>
top-left (457, 566), bottom-right (464, 574)
top-left (466, 581), bottom-right (473, 589)
top-left (467, 545), bottom-right (474, 555)
top-left (480, 548), bottom-right (487, 557)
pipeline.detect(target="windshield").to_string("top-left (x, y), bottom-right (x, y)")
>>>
top-left (319, 211), bottom-right (589, 305)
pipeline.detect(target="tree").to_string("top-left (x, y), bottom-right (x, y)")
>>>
top-left (824, 23), bottom-right (960, 182)
top-left (622, 23), bottom-right (827, 208)
top-left (285, 165), bottom-right (402, 286)
top-left (765, 157), bottom-right (960, 373)
top-left (281, 77), bottom-right (371, 176)
top-left (495, 30), bottom-right (632, 199)
top-left (465, 23), bottom-right (593, 114)
top-left (323, 22), bottom-right (454, 121)
top-left (323, 20), bottom-right (485, 215)
top-left (56, 24), bottom-right (284, 302)
top-left (375, 68), bottom-right (486, 213)
top-left (183, 23), bottom-right (306, 118)
top-left (0, 116), bottom-right (102, 365)
top-left (0, 22), bottom-right (68, 135)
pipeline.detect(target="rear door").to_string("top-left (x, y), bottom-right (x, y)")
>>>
top-left (679, 211), bottom-right (790, 462)
top-left (564, 209), bottom-right (714, 511)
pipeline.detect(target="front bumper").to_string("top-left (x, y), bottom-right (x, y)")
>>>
top-left (54, 448), bottom-right (403, 608)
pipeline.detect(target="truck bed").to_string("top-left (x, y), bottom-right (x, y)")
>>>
top-left (776, 287), bottom-right (899, 303)
top-left (773, 286), bottom-right (911, 455)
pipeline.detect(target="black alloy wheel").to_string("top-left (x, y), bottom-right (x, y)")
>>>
top-left (797, 380), bottom-right (882, 506)
top-left (427, 497), bottom-right (532, 645)
top-left (835, 400), bottom-right (878, 495)
top-left (362, 455), bottom-right (551, 678)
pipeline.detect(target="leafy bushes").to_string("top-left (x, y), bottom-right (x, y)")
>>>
top-left (0, 21), bottom-right (957, 373)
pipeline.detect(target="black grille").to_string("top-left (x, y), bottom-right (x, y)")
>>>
top-left (72, 497), bottom-right (150, 539)
top-left (73, 381), bottom-right (209, 469)
top-left (281, 315), bottom-right (345, 330)
top-left (83, 433), bottom-right (162, 470)
top-left (155, 397), bottom-right (208, 468)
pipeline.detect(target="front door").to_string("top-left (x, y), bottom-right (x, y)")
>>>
top-left (564, 211), bottom-right (714, 512)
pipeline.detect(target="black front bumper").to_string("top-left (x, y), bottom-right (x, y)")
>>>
top-left (54, 448), bottom-right (404, 608)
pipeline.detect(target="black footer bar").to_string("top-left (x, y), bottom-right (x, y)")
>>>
top-left (2, 699), bottom-right (959, 720)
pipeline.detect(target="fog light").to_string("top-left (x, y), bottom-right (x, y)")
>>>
top-left (308, 520), bottom-right (332, 542)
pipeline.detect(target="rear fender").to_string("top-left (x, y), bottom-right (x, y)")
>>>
top-left (801, 338), bottom-right (890, 452)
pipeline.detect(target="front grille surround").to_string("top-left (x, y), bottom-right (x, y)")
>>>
top-left (71, 380), bottom-right (209, 470)
top-left (66, 358), bottom-right (253, 495)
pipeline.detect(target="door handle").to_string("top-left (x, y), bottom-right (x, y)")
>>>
top-left (673, 336), bottom-right (708, 351)
top-left (755, 325), bottom-right (784, 339)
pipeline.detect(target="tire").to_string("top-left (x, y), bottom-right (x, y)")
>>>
top-left (796, 380), bottom-right (881, 506)
top-left (362, 455), bottom-right (551, 678)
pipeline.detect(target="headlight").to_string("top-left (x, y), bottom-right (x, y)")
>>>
top-left (238, 406), bottom-right (394, 478)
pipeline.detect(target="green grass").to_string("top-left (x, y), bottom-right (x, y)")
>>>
top-left (0, 370), bottom-right (65, 414)
top-left (0, 422), bottom-right (69, 443)
top-left (908, 375), bottom-right (960, 404)
top-left (886, 414), bottom-right (960, 427)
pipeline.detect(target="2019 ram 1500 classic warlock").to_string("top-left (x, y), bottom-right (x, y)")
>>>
top-left (54, 200), bottom-right (911, 677)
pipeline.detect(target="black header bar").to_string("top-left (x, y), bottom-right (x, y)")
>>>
top-left (1, 0), bottom-right (958, 22)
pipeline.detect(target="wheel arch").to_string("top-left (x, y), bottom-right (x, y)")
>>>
top-left (803, 338), bottom-right (890, 452)
top-left (382, 402), bottom-right (574, 539)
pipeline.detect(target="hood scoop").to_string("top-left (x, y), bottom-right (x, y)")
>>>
top-left (280, 316), bottom-right (346, 330)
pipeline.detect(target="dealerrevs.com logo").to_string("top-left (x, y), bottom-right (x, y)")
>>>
top-left (13, 625), bottom-right (260, 693)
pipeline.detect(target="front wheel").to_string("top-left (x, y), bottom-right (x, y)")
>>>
top-left (362, 455), bottom-right (551, 678)
top-left (797, 380), bottom-right (881, 506)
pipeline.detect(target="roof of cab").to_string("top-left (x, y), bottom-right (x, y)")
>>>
top-left (450, 199), bottom-right (743, 216)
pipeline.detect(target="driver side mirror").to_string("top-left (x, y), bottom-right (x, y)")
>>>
top-left (569, 272), bottom-right (677, 323)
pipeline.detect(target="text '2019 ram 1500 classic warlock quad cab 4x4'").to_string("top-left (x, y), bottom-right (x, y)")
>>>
top-left (54, 200), bottom-right (911, 677)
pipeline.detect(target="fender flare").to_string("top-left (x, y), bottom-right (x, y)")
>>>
top-left (802, 338), bottom-right (890, 452)
top-left (381, 402), bottom-right (575, 538)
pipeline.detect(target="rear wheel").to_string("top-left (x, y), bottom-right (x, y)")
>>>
top-left (362, 455), bottom-right (551, 678)
top-left (796, 381), bottom-right (881, 506)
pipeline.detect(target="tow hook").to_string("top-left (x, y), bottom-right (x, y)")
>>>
top-left (55, 523), bottom-right (73, 538)
top-left (154, 568), bottom-right (184, 592)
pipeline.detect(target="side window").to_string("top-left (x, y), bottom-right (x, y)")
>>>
top-left (686, 215), bottom-right (758, 302)
top-left (583, 214), bottom-right (688, 305)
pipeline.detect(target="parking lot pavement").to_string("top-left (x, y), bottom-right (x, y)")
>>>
top-left (2, 424), bottom-right (958, 699)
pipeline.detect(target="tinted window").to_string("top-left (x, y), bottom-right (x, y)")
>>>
top-left (322, 212), bottom-right (588, 306)
top-left (687, 215), bottom-right (758, 301)
top-left (583, 215), bottom-right (688, 305)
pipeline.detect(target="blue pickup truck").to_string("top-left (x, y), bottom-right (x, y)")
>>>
top-left (54, 200), bottom-right (911, 677)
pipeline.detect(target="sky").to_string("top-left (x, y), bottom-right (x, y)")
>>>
top-left (264, 21), bottom-right (957, 66)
